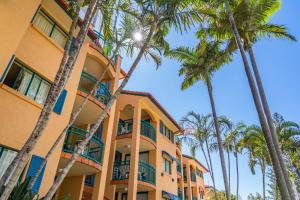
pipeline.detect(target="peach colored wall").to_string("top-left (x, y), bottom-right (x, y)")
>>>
top-left (0, 0), bottom-right (41, 78)
top-left (58, 175), bottom-right (85, 200)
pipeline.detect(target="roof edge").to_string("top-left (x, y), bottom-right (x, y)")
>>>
top-left (121, 90), bottom-right (182, 131)
top-left (183, 154), bottom-right (209, 172)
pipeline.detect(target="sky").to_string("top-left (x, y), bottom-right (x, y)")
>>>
top-left (119, 1), bottom-right (300, 199)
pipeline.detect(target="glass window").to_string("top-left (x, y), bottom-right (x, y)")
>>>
top-left (35, 80), bottom-right (50, 104)
top-left (139, 152), bottom-right (149, 163)
top-left (26, 75), bottom-right (41, 99)
top-left (51, 27), bottom-right (67, 47)
top-left (33, 10), bottom-right (67, 48)
top-left (3, 61), bottom-right (51, 105)
top-left (137, 192), bottom-right (148, 200)
top-left (0, 147), bottom-right (18, 180)
top-left (163, 158), bottom-right (171, 174)
top-left (33, 11), bottom-right (54, 35)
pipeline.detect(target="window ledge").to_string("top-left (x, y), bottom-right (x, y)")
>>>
top-left (31, 24), bottom-right (65, 53)
top-left (0, 84), bottom-right (43, 110)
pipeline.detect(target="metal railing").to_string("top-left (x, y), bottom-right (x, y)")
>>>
top-left (192, 197), bottom-right (198, 200)
top-left (190, 171), bottom-right (197, 182)
top-left (117, 120), bottom-right (133, 136)
top-left (78, 71), bottom-right (111, 105)
top-left (138, 161), bottom-right (156, 185)
top-left (140, 121), bottom-right (156, 143)
top-left (117, 120), bottom-right (156, 143)
top-left (112, 160), bottom-right (130, 180)
top-left (178, 189), bottom-right (183, 200)
top-left (63, 126), bottom-right (104, 164)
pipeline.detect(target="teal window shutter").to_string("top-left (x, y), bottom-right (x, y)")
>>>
top-left (53, 89), bottom-right (67, 114)
top-left (26, 155), bottom-right (46, 193)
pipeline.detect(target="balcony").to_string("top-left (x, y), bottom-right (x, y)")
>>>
top-left (178, 189), bottom-right (183, 200)
top-left (140, 121), bottom-right (156, 143)
top-left (112, 160), bottom-right (156, 186)
top-left (138, 161), bottom-right (156, 185)
top-left (117, 120), bottom-right (156, 143)
top-left (190, 171), bottom-right (196, 182)
top-left (78, 71), bottom-right (111, 105)
top-left (63, 126), bottom-right (104, 164)
top-left (112, 160), bottom-right (130, 181)
top-left (177, 160), bottom-right (182, 174)
top-left (192, 197), bottom-right (197, 200)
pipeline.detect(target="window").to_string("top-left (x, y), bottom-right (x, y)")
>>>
top-left (160, 121), bottom-right (175, 143)
top-left (3, 61), bottom-right (51, 105)
top-left (163, 158), bottom-right (172, 174)
top-left (0, 147), bottom-right (17, 180)
top-left (33, 10), bottom-right (67, 48)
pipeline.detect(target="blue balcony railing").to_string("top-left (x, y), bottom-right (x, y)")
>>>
top-left (112, 160), bottom-right (156, 186)
top-left (138, 161), bottom-right (156, 185)
top-left (178, 189), bottom-right (183, 200)
top-left (117, 120), bottom-right (156, 143)
top-left (63, 126), bottom-right (104, 164)
top-left (140, 121), bottom-right (156, 143)
top-left (192, 197), bottom-right (197, 200)
top-left (117, 120), bottom-right (133, 135)
top-left (78, 71), bottom-right (111, 105)
top-left (112, 160), bottom-right (130, 180)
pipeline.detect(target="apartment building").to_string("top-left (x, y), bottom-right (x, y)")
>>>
top-left (0, 0), bottom-right (123, 199)
top-left (0, 1), bottom-right (207, 200)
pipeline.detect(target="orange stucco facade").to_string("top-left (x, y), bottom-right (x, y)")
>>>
top-left (0, 1), bottom-right (207, 200)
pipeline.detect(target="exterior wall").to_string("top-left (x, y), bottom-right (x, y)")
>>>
top-left (0, 0), bottom-right (120, 198)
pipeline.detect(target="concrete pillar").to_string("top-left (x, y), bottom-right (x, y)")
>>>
top-left (127, 102), bottom-right (141, 200)
top-left (58, 175), bottom-right (85, 200)
top-left (104, 109), bottom-right (121, 200)
top-left (92, 55), bottom-right (121, 200)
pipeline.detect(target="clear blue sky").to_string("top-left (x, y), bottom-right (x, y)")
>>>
top-left (121, 1), bottom-right (300, 199)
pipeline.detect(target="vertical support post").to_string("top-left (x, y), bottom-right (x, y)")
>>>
top-left (92, 55), bottom-right (121, 200)
top-left (127, 102), bottom-right (141, 200)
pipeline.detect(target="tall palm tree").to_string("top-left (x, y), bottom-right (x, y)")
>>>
top-left (204, 0), bottom-right (295, 198)
top-left (218, 116), bottom-right (233, 198)
top-left (0, 1), bottom-right (102, 199)
top-left (167, 37), bottom-right (232, 199)
top-left (43, 1), bottom-right (204, 199)
top-left (180, 112), bottom-right (218, 200)
top-left (225, 122), bottom-right (246, 198)
top-left (240, 125), bottom-right (271, 200)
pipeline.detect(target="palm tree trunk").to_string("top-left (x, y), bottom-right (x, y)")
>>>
top-left (42, 24), bottom-right (156, 200)
top-left (247, 42), bottom-right (296, 199)
top-left (206, 80), bottom-right (230, 200)
top-left (227, 147), bottom-right (231, 198)
top-left (235, 152), bottom-right (239, 200)
top-left (225, 4), bottom-right (291, 199)
top-left (28, 50), bottom-right (117, 189)
top-left (0, 1), bottom-right (94, 199)
top-left (262, 166), bottom-right (266, 200)
top-left (205, 139), bottom-right (219, 200)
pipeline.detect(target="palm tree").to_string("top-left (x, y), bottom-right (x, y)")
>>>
top-left (180, 112), bottom-right (218, 200)
top-left (218, 116), bottom-right (233, 198)
top-left (43, 1), bottom-right (204, 199)
top-left (167, 37), bottom-right (232, 199)
top-left (222, 119), bottom-right (246, 200)
top-left (0, 1), bottom-right (101, 199)
top-left (204, 0), bottom-right (295, 198)
top-left (240, 125), bottom-right (271, 200)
